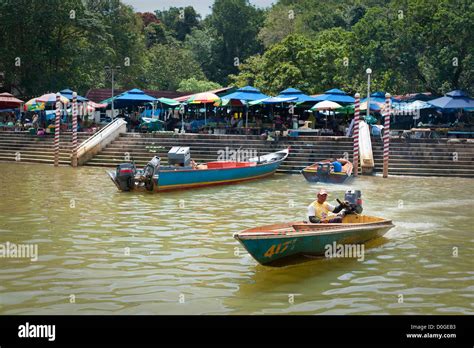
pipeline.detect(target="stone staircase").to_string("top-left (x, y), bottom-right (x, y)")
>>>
top-left (372, 137), bottom-right (474, 177)
top-left (4, 130), bottom-right (473, 177)
top-left (0, 131), bottom-right (91, 165)
top-left (84, 133), bottom-right (354, 174)
top-left (84, 133), bottom-right (474, 178)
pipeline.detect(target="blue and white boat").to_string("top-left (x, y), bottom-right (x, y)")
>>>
top-left (108, 147), bottom-right (289, 192)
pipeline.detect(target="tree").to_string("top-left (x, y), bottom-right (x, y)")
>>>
top-left (177, 78), bottom-right (222, 93)
top-left (155, 6), bottom-right (200, 42)
top-left (229, 54), bottom-right (266, 88)
top-left (0, 0), bottom-right (148, 96)
top-left (208, 0), bottom-right (265, 84)
top-left (144, 22), bottom-right (169, 47)
top-left (257, 5), bottom-right (297, 48)
top-left (143, 44), bottom-right (206, 91)
top-left (253, 34), bottom-right (319, 95)
top-left (185, 27), bottom-right (220, 81)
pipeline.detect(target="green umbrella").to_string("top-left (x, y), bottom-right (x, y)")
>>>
top-left (158, 97), bottom-right (180, 106)
top-left (335, 105), bottom-right (354, 114)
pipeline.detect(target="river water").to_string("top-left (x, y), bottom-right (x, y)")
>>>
top-left (0, 162), bottom-right (473, 315)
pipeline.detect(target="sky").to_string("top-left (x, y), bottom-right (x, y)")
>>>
top-left (123, 0), bottom-right (276, 17)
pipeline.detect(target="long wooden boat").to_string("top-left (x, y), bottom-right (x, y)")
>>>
top-left (302, 158), bottom-right (353, 184)
top-left (108, 148), bottom-right (289, 192)
top-left (234, 214), bottom-right (394, 266)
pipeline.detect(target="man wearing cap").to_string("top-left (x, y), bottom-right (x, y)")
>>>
top-left (307, 189), bottom-right (346, 223)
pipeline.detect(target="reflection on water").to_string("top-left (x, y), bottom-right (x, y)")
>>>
top-left (0, 162), bottom-right (473, 314)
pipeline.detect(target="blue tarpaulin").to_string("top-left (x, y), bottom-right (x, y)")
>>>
top-left (428, 90), bottom-right (474, 109)
top-left (59, 89), bottom-right (88, 102)
top-left (312, 88), bottom-right (355, 103)
top-left (276, 88), bottom-right (318, 103)
top-left (361, 91), bottom-right (399, 104)
top-left (220, 86), bottom-right (269, 103)
top-left (249, 96), bottom-right (297, 105)
top-left (114, 89), bottom-right (157, 108)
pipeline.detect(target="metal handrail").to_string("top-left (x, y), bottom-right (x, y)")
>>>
top-left (77, 118), bottom-right (126, 156)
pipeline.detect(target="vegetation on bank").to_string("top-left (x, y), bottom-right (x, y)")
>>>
top-left (0, 0), bottom-right (472, 98)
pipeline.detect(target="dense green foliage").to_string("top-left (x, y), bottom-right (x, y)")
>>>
top-left (177, 78), bottom-right (222, 93)
top-left (233, 0), bottom-right (473, 95)
top-left (0, 0), bottom-right (472, 98)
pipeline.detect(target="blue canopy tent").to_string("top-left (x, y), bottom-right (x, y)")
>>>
top-left (221, 86), bottom-right (269, 102)
top-left (249, 96), bottom-right (297, 105)
top-left (59, 88), bottom-right (88, 102)
top-left (248, 97), bottom-right (298, 124)
top-left (428, 90), bottom-right (474, 109)
top-left (220, 86), bottom-right (270, 127)
top-left (276, 88), bottom-right (318, 104)
top-left (113, 88), bottom-right (157, 109)
top-left (312, 88), bottom-right (355, 104)
top-left (361, 91), bottom-right (400, 104)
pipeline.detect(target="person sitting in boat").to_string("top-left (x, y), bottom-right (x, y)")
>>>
top-left (331, 159), bottom-right (342, 173)
top-left (330, 158), bottom-right (349, 173)
top-left (307, 189), bottom-right (346, 223)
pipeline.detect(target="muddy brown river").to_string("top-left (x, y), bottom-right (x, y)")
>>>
top-left (0, 162), bottom-right (473, 314)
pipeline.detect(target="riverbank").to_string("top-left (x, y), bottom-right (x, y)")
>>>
top-left (1, 131), bottom-right (474, 177)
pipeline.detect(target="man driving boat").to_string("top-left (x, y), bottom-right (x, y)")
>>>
top-left (307, 189), bottom-right (346, 223)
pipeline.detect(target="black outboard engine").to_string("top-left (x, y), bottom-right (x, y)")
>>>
top-left (317, 162), bottom-right (331, 178)
top-left (343, 190), bottom-right (363, 214)
top-left (142, 156), bottom-right (160, 191)
top-left (115, 162), bottom-right (136, 191)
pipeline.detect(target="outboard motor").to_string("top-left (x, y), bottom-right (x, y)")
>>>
top-left (142, 156), bottom-right (160, 191)
top-left (115, 162), bottom-right (136, 191)
top-left (343, 190), bottom-right (363, 214)
top-left (317, 162), bottom-right (331, 177)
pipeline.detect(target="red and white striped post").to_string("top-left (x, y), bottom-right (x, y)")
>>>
top-left (71, 92), bottom-right (78, 167)
top-left (353, 93), bottom-right (360, 177)
top-left (383, 93), bottom-right (391, 178)
top-left (54, 92), bottom-right (61, 167)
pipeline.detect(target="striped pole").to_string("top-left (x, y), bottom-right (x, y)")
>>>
top-left (353, 93), bottom-right (360, 177)
top-left (383, 93), bottom-right (391, 178)
top-left (71, 92), bottom-right (78, 167)
top-left (54, 92), bottom-right (61, 167)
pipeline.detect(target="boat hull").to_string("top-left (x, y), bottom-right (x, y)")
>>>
top-left (234, 216), bottom-right (394, 266)
top-left (152, 159), bottom-right (282, 191)
top-left (109, 148), bottom-right (289, 192)
top-left (302, 159), bottom-right (353, 184)
top-left (302, 169), bottom-right (352, 184)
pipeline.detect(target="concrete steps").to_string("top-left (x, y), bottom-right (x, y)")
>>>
top-left (5, 130), bottom-right (473, 178)
top-left (370, 138), bottom-right (474, 177)
top-left (0, 131), bottom-right (90, 165)
top-left (81, 132), bottom-right (474, 178)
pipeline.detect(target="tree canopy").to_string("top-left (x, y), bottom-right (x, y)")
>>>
top-left (0, 0), bottom-right (472, 98)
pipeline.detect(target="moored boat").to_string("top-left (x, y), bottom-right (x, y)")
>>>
top-left (302, 158), bottom-right (353, 184)
top-left (234, 214), bottom-right (394, 266)
top-left (108, 147), bottom-right (289, 192)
